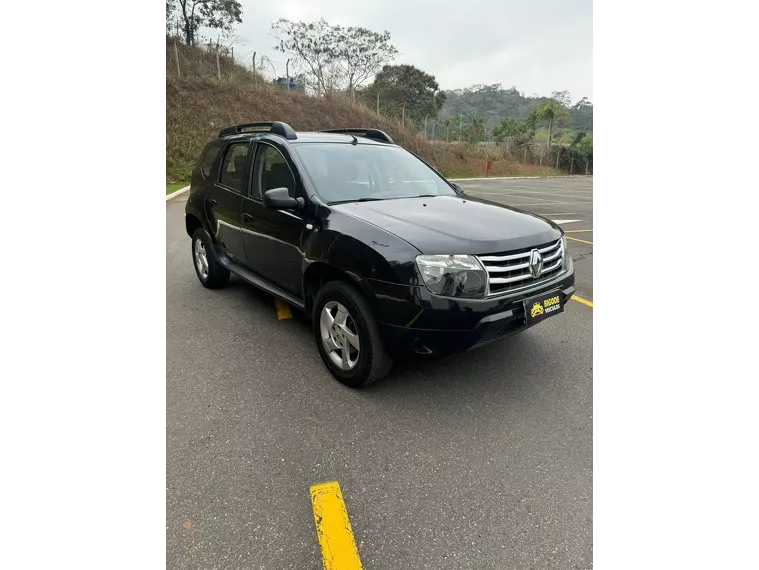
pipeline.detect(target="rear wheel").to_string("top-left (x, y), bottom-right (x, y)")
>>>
top-left (313, 281), bottom-right (393, 388)
top-left (191, 228), bottom-right (229, 289)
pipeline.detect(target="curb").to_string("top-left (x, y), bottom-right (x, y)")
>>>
top-left (447, 175), bottom-right (592, 182)
top-left (166, 185), bottom-right (190, 201)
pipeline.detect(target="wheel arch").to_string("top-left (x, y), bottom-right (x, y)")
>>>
top-left (302, 261), bottom-right (377, 317)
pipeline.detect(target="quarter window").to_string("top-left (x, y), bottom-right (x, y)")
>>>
top-left (200, 142), bottom-right (221, 179)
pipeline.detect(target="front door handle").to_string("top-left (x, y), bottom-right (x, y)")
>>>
top-left (208, 199), bottom-right (218, 206)
top-left (242, 213), bottom-right (253, 222)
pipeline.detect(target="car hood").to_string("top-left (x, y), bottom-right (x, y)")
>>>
top-left (331, 194), bottom-right (561, 254)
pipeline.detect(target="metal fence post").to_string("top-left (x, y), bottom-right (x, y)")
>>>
top-left (556, 148), bottom-right (561, 168)
top-left (173, 41), bottom-right (181, 78)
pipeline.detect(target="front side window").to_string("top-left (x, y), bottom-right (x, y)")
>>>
top-left (219, 143), bottom-right (250, 192)
top-left (255, 144), bottom-right (296, 198)
top-left (294, 143), bottom-right (455, 204)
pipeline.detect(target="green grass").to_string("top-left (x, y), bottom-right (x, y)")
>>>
top-left (166, 182), bottom-right (188, 195)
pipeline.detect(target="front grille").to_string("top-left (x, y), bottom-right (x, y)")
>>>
top-left (477, 238), bottom-right (565, 296)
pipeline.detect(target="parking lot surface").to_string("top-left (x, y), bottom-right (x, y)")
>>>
top-left (167, 176), bottom-right (593, 569)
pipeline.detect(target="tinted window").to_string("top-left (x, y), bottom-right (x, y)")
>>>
top-left (255, 145), bottom-right (296, 198)
top-left (200, 143), bottom-right (221, 178)
top-left (219, 143), bottom-right (249, 192)
top-left (294, 144), bottom-right (455, 203)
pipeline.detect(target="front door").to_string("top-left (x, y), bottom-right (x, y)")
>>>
top-left (240, 141), bottom-right (307, 297)
top-left (206, 141), bottom-right (250, 264)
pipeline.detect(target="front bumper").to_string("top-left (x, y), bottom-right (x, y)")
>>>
top-left (368, 258), bottom-right (575, 357)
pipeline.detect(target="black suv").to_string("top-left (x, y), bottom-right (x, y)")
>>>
top-left (184, 121), bottom-right (575, 387)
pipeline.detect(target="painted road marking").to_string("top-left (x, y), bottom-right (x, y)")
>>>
top-left (550, 219), bottom-right (582, 224)
top-left (310, 482), bottom-right (363, 570)
top-left (489, 193), bottom-right (566, 202)
top-left (564, 229), bottom-right (593, 233)
top-left (571, 295), bottom-right (593, 308)
top-left (499, 191), bottom-right (595, 200)
top-left (503, 201), bottom-right (568, 206)
top-left (275, 298), bottom-right (293, 320)
top-left (499, 192), bottom-right (595, 204)
top-left (566, 236), bottom-right (593, 245)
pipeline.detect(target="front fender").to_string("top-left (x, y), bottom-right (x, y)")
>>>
top-left (307, 209), bottom-right (421, 285)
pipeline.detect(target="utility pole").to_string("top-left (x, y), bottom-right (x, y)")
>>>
top-left (459, 114), bottom-right (463, 140)
top-left (286, 58), bottom-right (291, 90)
top-left (424, 116), bottom-right (428, 140)
top-left (402, 104), bottom-right (405, 125)
top-left (376, 91), bottom-right (380, 115)
top-left (252, 52), bottom-right (256, 83)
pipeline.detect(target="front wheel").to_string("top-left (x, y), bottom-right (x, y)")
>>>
top-left (191, 228), bottom-right (229, 289)
top-left (313, 281), bottom-right (393, 388)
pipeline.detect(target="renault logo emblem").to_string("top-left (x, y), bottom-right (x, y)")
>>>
top-left (529, 249), bottom-right (543, 278)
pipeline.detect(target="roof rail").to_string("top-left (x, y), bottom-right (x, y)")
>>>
top-left (218, 121), bottom-right (298, 140)
top-left (319, 128), bottom-right (395, 144)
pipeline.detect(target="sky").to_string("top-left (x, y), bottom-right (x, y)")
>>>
top-left (213, 0), bottom-right (592, 103)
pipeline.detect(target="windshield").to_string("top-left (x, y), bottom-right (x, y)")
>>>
top-left (294, 143), bottom-right (456, 203)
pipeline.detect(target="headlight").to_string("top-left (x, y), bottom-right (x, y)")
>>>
top-left (562, 234), bottom-right (570, 269)
top-left (415, 254), bottom-right (488, 298)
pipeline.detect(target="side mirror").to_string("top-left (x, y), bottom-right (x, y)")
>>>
top-left (450, 182), bottom-right (463, 193)
top-left (263, 187), bottom-right (304, 210)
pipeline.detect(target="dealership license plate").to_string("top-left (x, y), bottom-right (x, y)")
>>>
top-left (523, 289), bottom-right (563, 325)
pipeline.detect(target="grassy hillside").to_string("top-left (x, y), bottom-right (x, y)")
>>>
top-left (166, 43), bottom-right (563, 182)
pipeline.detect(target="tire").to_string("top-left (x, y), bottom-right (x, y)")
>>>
top-left (313, 281), bottom-right (394, 388)
top-left (191, 228), bottom-right (230, 289)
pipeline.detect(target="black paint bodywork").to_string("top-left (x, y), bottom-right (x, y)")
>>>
top-left (185, 131), bottom-right (575, 358)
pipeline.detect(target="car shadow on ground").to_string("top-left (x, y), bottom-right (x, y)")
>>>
top-left (220, 276), bottom-right (572, 408)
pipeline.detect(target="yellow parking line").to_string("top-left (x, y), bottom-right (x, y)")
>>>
top-left (564, 229), bottom-right (593, 233)
top-left (310, 482), bottom-right (363, 570)
top-left (571, 295), bottom-right (593, 308)
top-left (566, 236), bottom-right (593, 245)
top-left (275, 298), bottom-right (293, 320)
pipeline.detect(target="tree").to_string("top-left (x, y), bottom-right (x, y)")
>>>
top-left (272, 18), bottom-right (342, 97)
top-left (491, 117), bottom-right (528, 142)
top-left (272, 19), bottom-right (398, 98)
top-left (551, 90), bottom-right (572, 108)
top-left (463, 117), bottom-right (485, 144)
top-left (525, 110), bottom-right (539, 135)
top-left (331, 25), bottom-right (398, 100)
top-left (362, 65), bottom-right (445, 123)
top-left (535, 99), bottom-right (570, 148)
top-left (570, 97), bottom-right (593, 132)
top-left (441, 116), bottom-right (460, 142)
top-left (168, 0), bottom-right (242, 46)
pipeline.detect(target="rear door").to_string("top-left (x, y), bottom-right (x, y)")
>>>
top-left (206, 141), bottom-right (250, 264)
top-left (240, 141), bottom-right (307, 297)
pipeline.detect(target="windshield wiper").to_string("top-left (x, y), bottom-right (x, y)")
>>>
top-left (329, 197), bottom-right (385, 205)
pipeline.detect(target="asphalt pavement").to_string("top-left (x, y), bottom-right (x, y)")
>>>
top-left (167, 176), bottom-right (593, 569)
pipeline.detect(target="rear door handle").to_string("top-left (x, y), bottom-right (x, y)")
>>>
top-left (242, 213), bottom-right (253, 222)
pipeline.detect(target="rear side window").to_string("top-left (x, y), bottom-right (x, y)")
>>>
top-left (200, 143), bottom-right (221, 179)
top-left (219, 143), bottom-right (250, 193)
